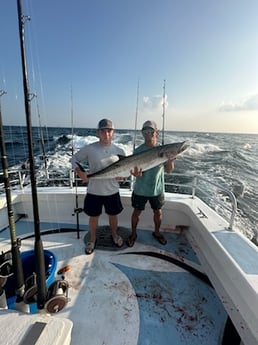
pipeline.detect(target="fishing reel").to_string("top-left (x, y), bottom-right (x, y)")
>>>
top-left (45, 279), bottom-right (70, 314)
top-left (23, 266), bottom-right (70, 313)
top-left (44, 265), bottom-right (71, 313)
top-left (0, 250), bottom-right (13, 280)
top-left (23, 272), bottom-right (37, 304)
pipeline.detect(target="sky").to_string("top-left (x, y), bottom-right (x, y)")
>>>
top-left (0, 0), bottom-right (258, 134)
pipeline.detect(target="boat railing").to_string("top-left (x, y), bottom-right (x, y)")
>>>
top-left (0, 168), bottom-right (29, 192)
top-left (164, 173), bottom-right (237, 230)
top-left (0, 168), bottom-right (237, 231)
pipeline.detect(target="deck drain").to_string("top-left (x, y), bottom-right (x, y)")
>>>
top-left (83, 226), bottom-right (131, 251)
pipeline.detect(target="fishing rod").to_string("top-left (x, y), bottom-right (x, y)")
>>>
top-left (0, 90), bottom-right (9, 310)
top-left (133, 78), bottom-right (140, 151)
top-left (70, 85), bottom-right (81, 239)
top-left (0, 90), bottom-right (27, 312)
top-left (130, 79), bottom-right (140, 191)
top-left (32, 93), bottom-right (48, 176)
top-left (17, 0), bottom-right (46, 310)
top-left (161, 79), bottom-right (166, 145)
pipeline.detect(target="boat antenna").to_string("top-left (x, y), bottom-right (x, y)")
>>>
top-left (133, 78), bottom-right (140, 151)
top-left (16, 0), bottom-right (47, 310)
top-left (70, 84), bottom-right (81, 239)
top-left (0, 90), bottom-right (26, 311)
top-left (161, 79), bottom-right (166, 145)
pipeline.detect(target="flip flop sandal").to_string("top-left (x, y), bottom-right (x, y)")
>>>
top-left (112, 234), bottom-right (124, 248)
top-left (126, 234), bottom-right (137, 247)
top-left (152, 232), bottom-right (167, 245)
top-left (85, 241), bottom-right (96, 255)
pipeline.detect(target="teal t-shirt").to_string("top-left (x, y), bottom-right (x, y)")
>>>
top-left (133, 144), bottom-right (165, 197)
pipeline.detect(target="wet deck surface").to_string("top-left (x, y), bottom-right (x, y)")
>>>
top-left (0, 220), bottom-right (228, 345)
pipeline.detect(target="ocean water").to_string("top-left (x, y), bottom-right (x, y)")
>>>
top-left (1, 125), bottom-right (258, 242)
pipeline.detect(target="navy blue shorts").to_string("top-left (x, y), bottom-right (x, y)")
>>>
top-left (84, 192), bottom-right (123, 217)
top-left (131, 192), bottom-right (165, 211)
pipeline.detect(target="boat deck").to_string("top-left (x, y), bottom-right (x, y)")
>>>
top-left (0, 220), bottom-right (228, 345)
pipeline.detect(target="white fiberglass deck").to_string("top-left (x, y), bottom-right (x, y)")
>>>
top-left (0, 220), bottom-right (227, 345)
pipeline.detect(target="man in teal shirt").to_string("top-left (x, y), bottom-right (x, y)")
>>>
top-left (127, 120), bottom-right (175, 247)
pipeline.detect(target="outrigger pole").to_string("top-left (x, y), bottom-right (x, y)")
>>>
top-left (0, 90), bottom-right (26, 311)
top-left (161, 79), bottom-right (166, 145)
top-left (16, 0), bottom-right (46, 310)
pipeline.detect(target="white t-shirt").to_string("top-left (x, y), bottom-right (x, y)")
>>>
top-left (71, 141), bottom-right (125, 196)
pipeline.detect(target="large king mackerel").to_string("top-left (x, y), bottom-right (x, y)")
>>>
top-left (84, 141), bottom-right (189, 179)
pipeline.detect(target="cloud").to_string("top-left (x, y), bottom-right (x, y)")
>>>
top-left (218, 93), bottom-right (258, 112)
top-left (143, 94), bottom-right (168, 110)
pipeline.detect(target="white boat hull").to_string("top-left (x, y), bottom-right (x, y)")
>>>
top-left (0, 186), bottom-right (258, 344)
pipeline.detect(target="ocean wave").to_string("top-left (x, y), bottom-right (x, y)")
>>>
top-left (1, 126), bottom-right (257, 242)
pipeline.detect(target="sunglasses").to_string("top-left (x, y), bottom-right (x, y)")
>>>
top-left (142, 128), bottom-right (155, 135)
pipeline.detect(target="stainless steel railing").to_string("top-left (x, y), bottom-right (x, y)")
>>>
top-left (164, 173), bottom-right (237, 230)
top-left (0, 168), bottom-right (238, 230)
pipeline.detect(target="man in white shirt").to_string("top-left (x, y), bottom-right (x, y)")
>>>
top-left (71, 118), bottom-right (125, 254)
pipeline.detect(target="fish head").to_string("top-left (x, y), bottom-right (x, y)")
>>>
top-left (159, 141), bottom-right (189, 159)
